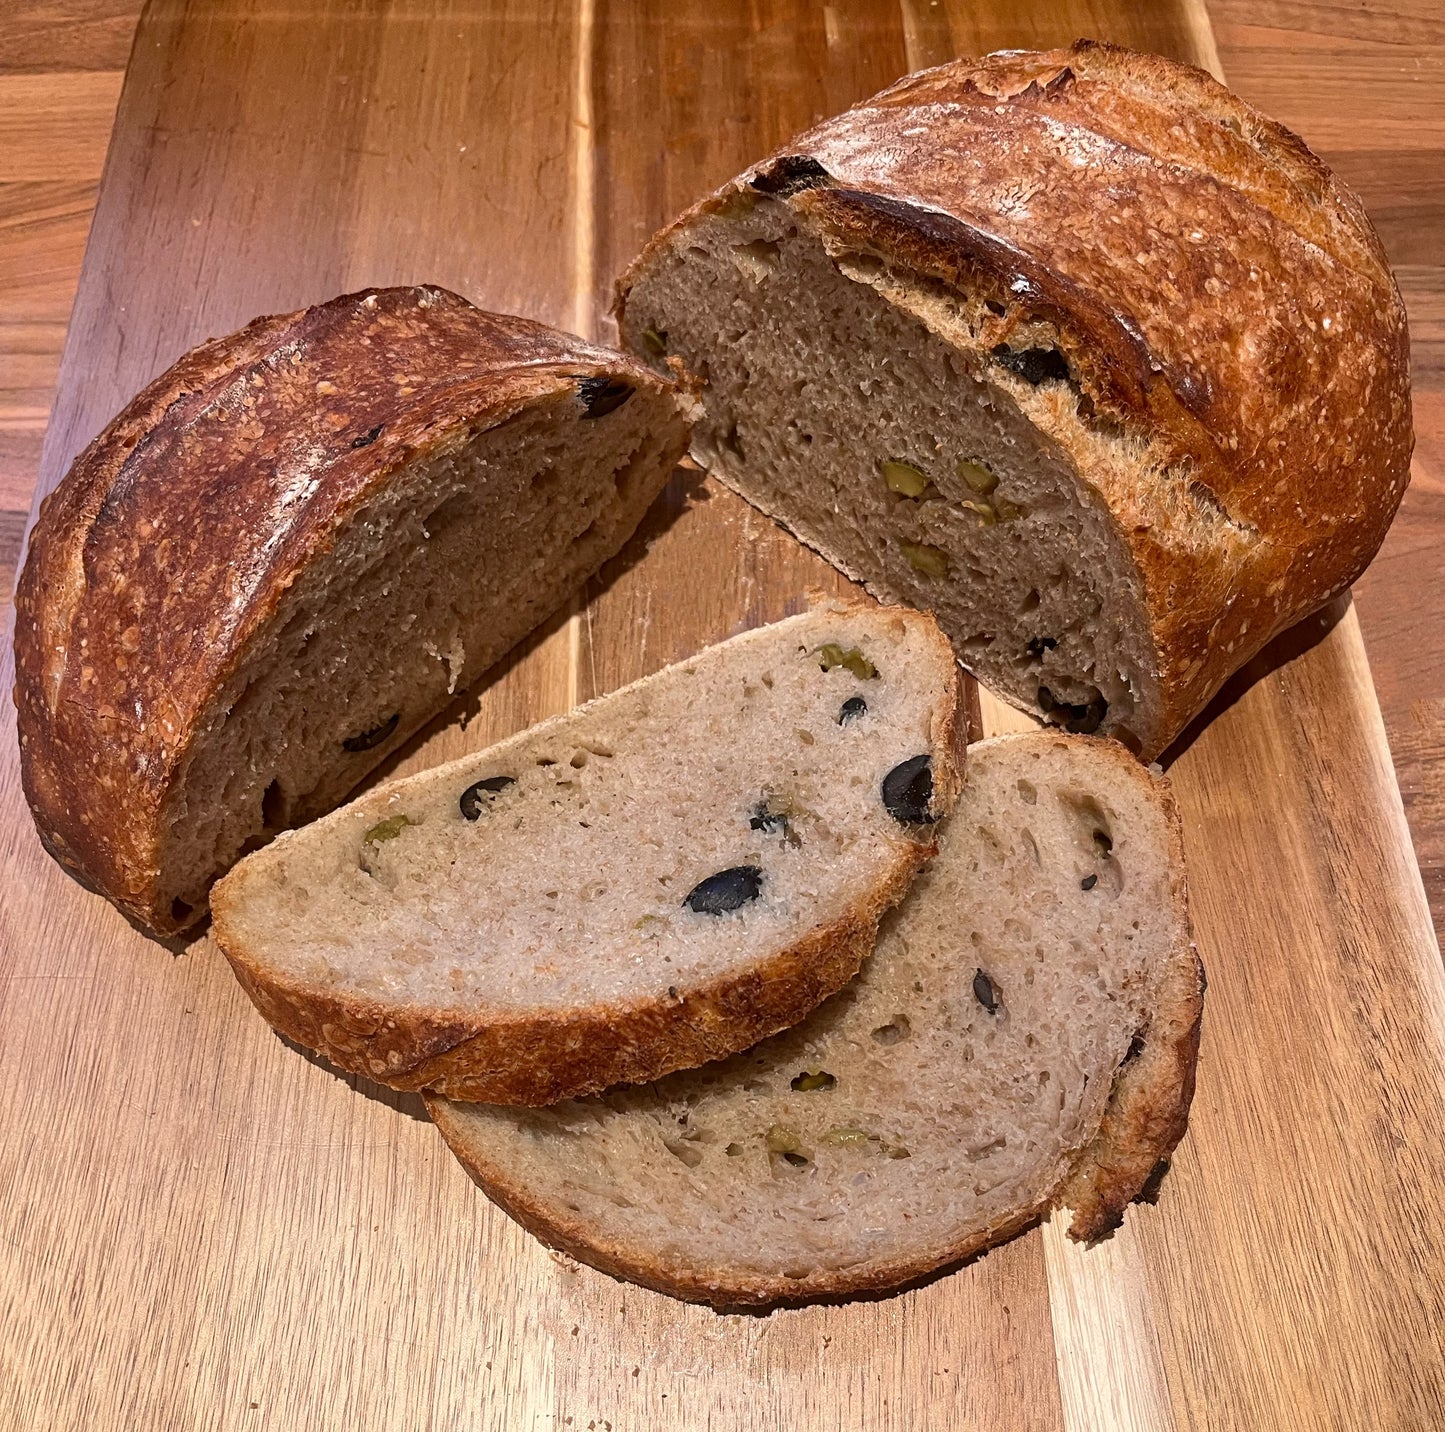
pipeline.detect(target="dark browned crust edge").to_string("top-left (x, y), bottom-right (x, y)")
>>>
top-left (14, 284), bottom-right (692, 937)
top-left (213, 604), bottom-right (963, 1104)
top-left (425, 733), bottom-right (1201, 1308)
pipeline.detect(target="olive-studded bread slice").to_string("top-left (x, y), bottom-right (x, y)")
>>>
top-left (211, 603), bottom-right (963, 1103)
top-left (428, 732), bottom-right (1202, 1308)
top-left (617, 41), bottom-right (1412, 760)
top-left (14, 285), bottom-right (695, 936)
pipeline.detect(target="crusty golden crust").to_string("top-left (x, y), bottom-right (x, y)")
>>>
top-left (12, 285), bottom-right (684, 936)
top-left (214, 608), bottom-right (963, 1104)
top-left (616, 42), bottom-right (1413, 758)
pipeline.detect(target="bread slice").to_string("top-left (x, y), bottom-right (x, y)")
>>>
top-left (13, 285), bottom-right (695, 936)
top-left (616, 42), bottom-right (1411, 760)
top-left (212, 603), bottom-right (963, 1103)
top-left (427, 732), bottom-right (1202, 1307)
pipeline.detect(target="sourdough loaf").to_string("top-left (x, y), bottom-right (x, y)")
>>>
top-left (211, 604), bottom-right (963, 1103)
top-left (13, 285), bottom-right (694, 935)
top-left (429, 731), bottom-right (1202, 1306)
top-left (616, 41), bottom-right (1412, 760)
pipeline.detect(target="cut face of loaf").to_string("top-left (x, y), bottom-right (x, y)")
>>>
top-left (627, 204), bottom-right (1155, 742)
top-left (211, 604), bottom-right (963, 1103)
top-left (617, 42), bottom-right (1412, 759)
top-left (429, 732), bottom-right (1203, 1308)
top-left (13, 286), bottom-right (695, 935)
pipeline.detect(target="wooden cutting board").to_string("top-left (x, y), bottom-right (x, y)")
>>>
top-left (3, 2), bottom-right (1443, 1427)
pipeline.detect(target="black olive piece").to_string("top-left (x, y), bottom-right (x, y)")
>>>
top-left (973, 969), bottom-right (1000, 1014)
top-left (1064, 693), bottom-right (1109, 735)
top-left (684, 865), bottom-right (764, 916)
top-left (749, 154), bottom-right (831, 196)
top-left (342, 712), bottom-right (399, 752)
top-left (1025, 636), bottom-right (1058, 660)
top-left (1081, 873), bottom-right (1099, 891)
top-left (1037, 686), bottom-right (1109, 735)
top-left (459, 774), bottom-right (517, 821)
top-left (838, 695), bottom-right (868, 725)
top-left (781, 1151), bottom-right (811, 1168)
top-left (990, 344), bottom-right (1072, 386)
top-left (577, 376), bottom-right (635, 419)
top-left (750, 802), bottom-right (788, 836)
top-left (881, 754), bottom-right (935, 825)
top-left (350, 423), bottom-right (384, 449)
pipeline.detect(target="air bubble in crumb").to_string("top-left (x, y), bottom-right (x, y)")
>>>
top-left (871, 1014), bottom-right (911, 1045)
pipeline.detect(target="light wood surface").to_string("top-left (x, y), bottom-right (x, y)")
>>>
top-left (2, 3), bottom-right (1444, 1429)
top-left (1207, 0), bottom-right (1445, 951)
top-left (0, 3), bottom-right (132, 600)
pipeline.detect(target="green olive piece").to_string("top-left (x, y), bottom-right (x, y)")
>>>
top-left (957, 458), bottom-right (999, 495)
top-left (899, 541), bottom-right (951, 578)
top-left (363, 813), bottom-right (412, 845)
top-left (814, 643), bottom-right (878, 680)
top-left (790, 1070), bottom-right (837, 1092)
top-left (961, 498), bottom-right (998, 527)
top-left (765, 1125), bottom-right (803, 1154)
top-left (880, 458), bottom-right (931, 498)
top-left (642, 326), bottom-right (667, 356)
top-left (820, 1127), bottom-right (872, 1146)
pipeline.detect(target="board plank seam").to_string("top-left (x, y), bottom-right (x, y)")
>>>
top-left (566, 0), bottom-right (599, 711)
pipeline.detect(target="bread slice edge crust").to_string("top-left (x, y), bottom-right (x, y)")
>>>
top-left (223, 829), bottom-right (935, 1105)
top-left (1058, 738), bottom-right (1203, 1241)
top-left (212, 602), bottom-right (965, 1104)
top-left (426, 732), bottom-right (1201, 1306)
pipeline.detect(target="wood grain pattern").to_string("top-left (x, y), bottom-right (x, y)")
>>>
top-left (0, 73), bottom-right (123, 181)
top-left (1, 3), bottom-right (1443, 1430)
top-left (0, 0), bottom-right (139, 72)
top-left (0, 3), bottom-right (135, 598)
top-left (1209, 0), bottom-right (1445, 948)
top-left (1147, 601), bottom-right (1445, 1428)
